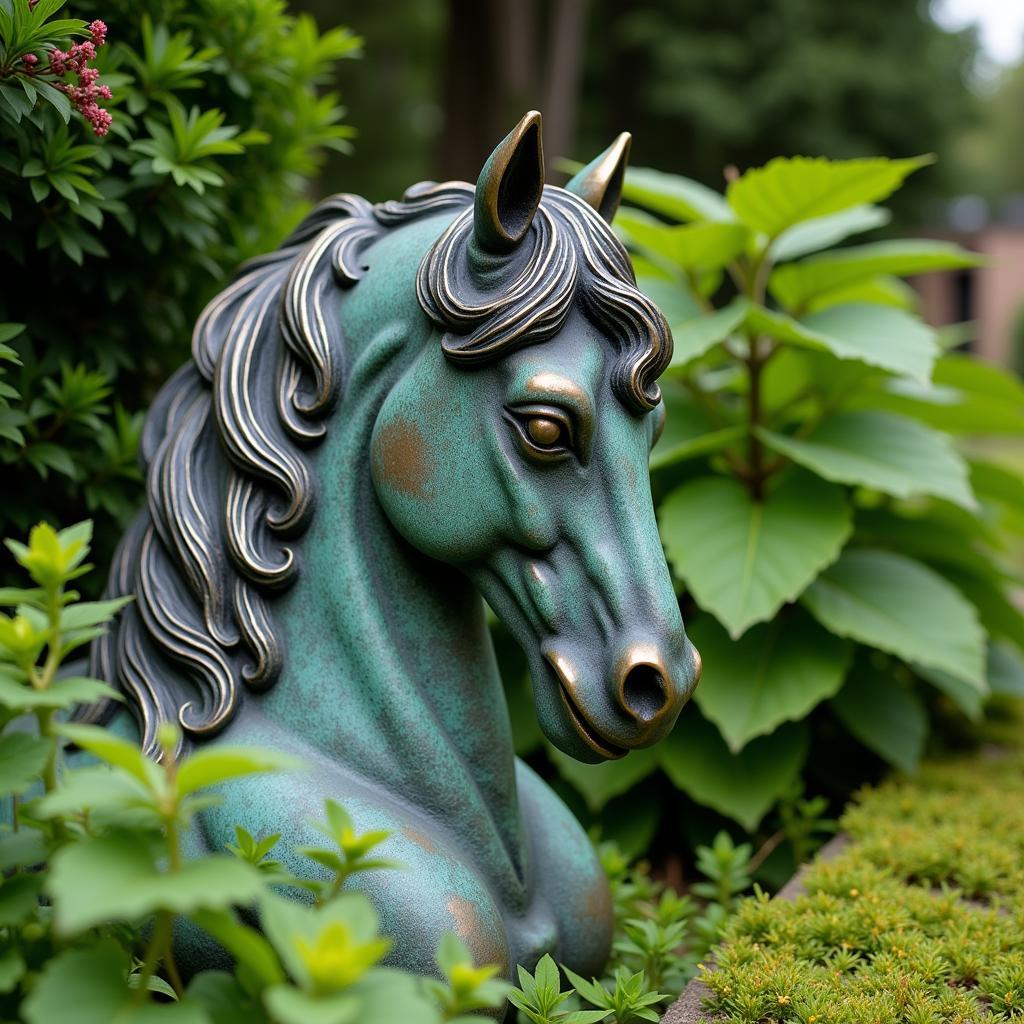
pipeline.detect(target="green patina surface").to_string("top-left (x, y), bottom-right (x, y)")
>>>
top-left (91, 112), bottom-right (701, 994)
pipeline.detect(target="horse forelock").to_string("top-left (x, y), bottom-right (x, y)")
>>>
top-left (417, 185), bottom-right (673, 413)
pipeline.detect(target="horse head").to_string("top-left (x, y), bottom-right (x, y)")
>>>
top-left (370, 112), bottom-right (701, 762)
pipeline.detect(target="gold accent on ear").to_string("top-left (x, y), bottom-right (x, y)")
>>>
top-left (565, 132), bottom-right (632, 224)
top-left (473, 110), bottom-right (545, 252)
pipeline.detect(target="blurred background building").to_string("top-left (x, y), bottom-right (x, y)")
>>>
top-left (296, 0), bottom-right (1024, 371)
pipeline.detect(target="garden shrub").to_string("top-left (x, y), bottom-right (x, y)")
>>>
top-left (0, 0), bottom-right (360, 579)
top-left (700, 700), bottom-right (1024, 1023)
top-left (0, 519), bottom-right (514, 1023)
top-left (518, 153), bottom-right (1024, 850)
top-left (0, 516), bottom-right (764, 1022)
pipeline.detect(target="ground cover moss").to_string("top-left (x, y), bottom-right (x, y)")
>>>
top-left (700, 704), bottom-right (1024, 1023)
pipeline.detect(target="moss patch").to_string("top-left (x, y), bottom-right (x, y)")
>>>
top-left (701, 708), bottom-right (1024, 1022)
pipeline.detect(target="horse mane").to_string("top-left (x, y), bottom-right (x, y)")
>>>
top-left (87, 181), bottom-right (671, 756)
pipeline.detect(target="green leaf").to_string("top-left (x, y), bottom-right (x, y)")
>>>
top-left (186, 972), bottom-right (264, 1024)
top-left (0, 830), bottom-right (47, 871)
top-left (618, 210), bottom-right (749, 270)
top-left (915, 664), bottom-right (987, 721)
top-left (659, 714), bottom-right (808, 831)
top-left (21, 941), bottom-right (132, 1024)
top-left (634, 269), bottom-right (703, 326)
top-left (189, 910), bottom-right (285, 989)
top-left (60, 596), bottom-right (131, 630)
top-left (747, 303), bottom-right (938, 382)
top-left (756, 411), bottom-right (977, 509)
top-left (830, 659), bottom-right (927, 773)
top-left (176, 746), bottom-right (303, 796)
top-left (940, 567), bottom-right (1024, 650)
top-left (34, 764), bottom-right (154, 823)
top-left (802, 548), bottom-right (986, 688)
top-left (650, 380), bottom-right (744, 472)
top-left (620, 166), bottom-right (736, 223)
top-left (666, 297), bottom-right (749, 371)
top-left (987, 642), bottom-right (1024, 697)
top-left (262, 986), bottom-right (361, 1024)
top-left (48, 832), bottom-right (265, 934)
top-left (0, 731), bottom-right (50, 797)
top-left (689, 611), bottom-right (852, 752)
top-left (0, 673), bottom-right (121, 711)
top-left (727, 155), bottom-right (933, 238)
top-left (805, 275), bottom-right (919, 314)
top-left (56, 722), bottom-right (160, 790)
top-left (769, 204), bottom-right (891, 262)
top-left (660, 471), bottom-right (852, 637)
top-left (0, 873), bottom-right (42, 926)
top-left (0, 944), bottom-right (25, 994)
top-left (769, 240), bottom-right (983, 311)
top-left (549, 745), bottom-right (660, 812)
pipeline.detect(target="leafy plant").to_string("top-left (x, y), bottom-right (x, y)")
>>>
top-left (524, 153), bottom-right (1024, 846)
top-left (0, 0), bottom-right (361, 578)
top-left (0, 520), bottom-right (511, 1023)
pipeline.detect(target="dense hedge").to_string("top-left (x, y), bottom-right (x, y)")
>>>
top-left (700, 701), bottom-right (1024, 1022)
top-left (0, 0), bottom-right (360, 578)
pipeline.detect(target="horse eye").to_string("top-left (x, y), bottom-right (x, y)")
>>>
top-left (526, 417), bottom-right (562, 447)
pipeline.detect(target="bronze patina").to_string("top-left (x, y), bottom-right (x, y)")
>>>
top-left (88, 111), bottom-right (702, 982)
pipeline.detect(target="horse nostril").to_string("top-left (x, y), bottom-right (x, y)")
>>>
top-left (621, 663), bottom-right (668, 723)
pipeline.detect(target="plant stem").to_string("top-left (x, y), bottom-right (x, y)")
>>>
top-left (747, 336), bottom-right (766, 501)
top-left (133, 910), bottom-right (172, 1004)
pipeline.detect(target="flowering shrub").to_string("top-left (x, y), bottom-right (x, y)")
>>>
top-left (0, 0), bottom-right (360, 578)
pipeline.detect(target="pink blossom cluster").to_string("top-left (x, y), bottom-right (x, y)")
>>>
top-left (40, 20), bottom-right (113, 137)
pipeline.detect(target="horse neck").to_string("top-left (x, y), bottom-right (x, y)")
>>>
top-left (262, 315), bottom-right (527, 893)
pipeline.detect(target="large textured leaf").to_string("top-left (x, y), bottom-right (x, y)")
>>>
top-left (618, 209), bottom-right (749, 270)
top-left (915, 664), bottom-right (987, 721)
top-left (660, 472), bottom-right (852, 637)
top-left (48, 832), bottom-right (265, 934)
top-left (769, 240), bottom-right (983, 311)
top-left (659, 714), bottom-right (808, 831)
top-left (870, 355), bottom-right (1024, 434)
top-left (802, 548), bottom-right (986, 687)
top-left (940, 566), bottom-right (1024, 650)
top-left (747, 303), bottom-right (938, 382)
top-left (549, 745), bottom-right (659, 812)
top-left (620, 167), bottom-right (735, 223)
top-left (667, 297), bottom-right (749, 370)
top-left (770, 204), bottom-right (891, 262)
top-left (806, 275), bottom-right (918, 314)
top-left (756, 411), bottom-right (976, 509)
top-left (689, 612), bottom-right (851, 752)
top-left (830, 660), bottom-right (927, 774)
top-left (727, 155), bottom-right (932, 238)
top-left (634, 266), bottom-right (703, 325)
top-left (988, 642), bottom-right (1024, 697)
top-left (651, 380), bottom-right (745, 471)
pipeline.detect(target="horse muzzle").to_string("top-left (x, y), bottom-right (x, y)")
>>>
top-left (542, 634), bottom-right (701, 761)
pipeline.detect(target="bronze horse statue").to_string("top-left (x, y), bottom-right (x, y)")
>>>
top-left (89, 111), bottom-right (701, 982)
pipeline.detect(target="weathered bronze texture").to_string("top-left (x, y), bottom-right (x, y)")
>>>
top-left (86, 111), bottom-right (701, 985)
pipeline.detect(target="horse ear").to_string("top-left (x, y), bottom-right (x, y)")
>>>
top-left (473, 110), bottom-right (545, 253)
top-left (565, 132), bottom-right (632, 224)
